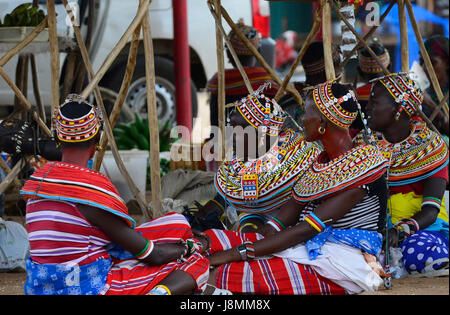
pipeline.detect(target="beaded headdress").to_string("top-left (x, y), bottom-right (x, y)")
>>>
top-left (235, 91), bottom-right (286, 136)
top-left (358, 48), bottom-right (390, 74)
top-left (227, 20), bottom-right (261, 56)
top-left (312, 82), bottom-right (358, 130)
top-left (303, 58), bottom-right (325, 76)
top-left (370, 72), bottom-right (423, 117)
top-left (54, 94), bottom-right (102, 143)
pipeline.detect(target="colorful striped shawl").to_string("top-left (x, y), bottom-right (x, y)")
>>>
top-left (206, 67), bottom-right (279, 96)
top-left (20, 161), bottom-right (135, 228)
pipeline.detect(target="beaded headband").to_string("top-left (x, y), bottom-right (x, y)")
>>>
top-left (228, 21), bottom-right (261, 56)
top-left (370, 72), bottom-right (423, 117)
top-left (358, 48), bottom-right (390, 74)
top-left (235, 93), bottom-right (286, 136)
top-left (312, 82), bottom-right (358, 129)
top-left (55, 94), bottom-right (102, 143)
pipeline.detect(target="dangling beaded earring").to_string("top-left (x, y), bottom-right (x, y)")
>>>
top-left (356, 100), bottom-right (375, 145)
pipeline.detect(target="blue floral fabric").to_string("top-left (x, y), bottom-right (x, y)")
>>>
top-left (306, 226), bottom-right (383, 260)
top-left (24, 257), bottom-right (111, 295)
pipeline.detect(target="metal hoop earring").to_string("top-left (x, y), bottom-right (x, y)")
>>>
top-left (318, 126), bottom-right (326, 135)
top-left (394, 111), bottom-right (401, 121)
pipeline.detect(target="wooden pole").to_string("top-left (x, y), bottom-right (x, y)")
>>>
top-left (337, 0), bottom-right (395, 74)
top-left (208, 1), bottom-right (253, 95)
top-left (329, 0), bottom-right (390, 76)
top-left (274, 3), bottom-right (322, 102)
top-left (63, 0), bottom-right (153, 219)
top-left (321, 0), bottom-right (335, 81)
top-left (398, 0), bottom-right (409, 73)
top-left (47, 0), bottom-right (60, 118)
top-left (213, 0), bottom-right (226, 160)
top-left (0, 66), bottom-right (51, 135)
top-left (30, 54), bottom-right (46, 123)
top-left (142, 3), bottom-right (164, 219)
top-left (80, 0), bottom-right (151, 100)
top-left (0, 159), bottom-right (28, 196)
top-left (218, 4), bottom-right (303, 108)
top-left (93, 26), bottom-right (141, 171)
top-left (404, 0), bottom-right (448, 117)
top-left (429, 91), bottom-right (449, 121)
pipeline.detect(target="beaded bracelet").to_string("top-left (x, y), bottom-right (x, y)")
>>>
top-left (394, 218), bottom-right (419, 239)
top-left (239, 222), bottom-right (258, 232)
top-left (267, 217), bottom-right (286, 232)
top-left (148, 284), bottom-right (171, 295)
top-left (304, 213), bottom-right (327, 233)
top-left (421, 196), bottom-right (442, 211)
top-left (135, 239), bottom-right (154, 260)
top-left (244, 241), bottom-right (255, 259)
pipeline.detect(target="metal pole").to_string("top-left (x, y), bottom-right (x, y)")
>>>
top-left (173, 0), bottom-right (192, 133)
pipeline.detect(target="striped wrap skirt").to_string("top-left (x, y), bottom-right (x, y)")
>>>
top-left (203, 229), bottom-right (346, 295)
top-left (105, 213), bottom-right (210, 295)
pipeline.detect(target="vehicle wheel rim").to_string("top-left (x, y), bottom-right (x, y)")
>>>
top-left (125, 76), bottom-right (176, 125)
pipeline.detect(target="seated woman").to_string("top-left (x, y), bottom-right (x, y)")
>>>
top-left (350, 41), bottom-right (391, 136)
top-left (20, 94), bottom-right (209, 295)
top-left (362, 73), bottom-right (449, 275)
top-left (420, 35), bottom-right (449, 139)
top-left (199, 90), bottom-right (320, 233)
top-left (203, 83), bottom-right (390, 295)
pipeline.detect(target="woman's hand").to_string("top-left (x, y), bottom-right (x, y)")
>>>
top-left (385, 227), bottom-right (399, 248)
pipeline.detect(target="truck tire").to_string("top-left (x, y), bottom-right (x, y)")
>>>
top-left (103, 55), bottom-right (198, 126)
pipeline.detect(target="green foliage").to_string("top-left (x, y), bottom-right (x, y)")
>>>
top-left (1, 3), bottom-right (46, 27)
top-left (114, 115), bottom-right (178, 183)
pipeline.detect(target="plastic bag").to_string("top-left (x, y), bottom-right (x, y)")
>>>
top-left (0, 218), bottom-right (30, 271)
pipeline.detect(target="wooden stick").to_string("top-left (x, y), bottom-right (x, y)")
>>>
top-left (0, 16), bottom-right (48, 67)
top-left (47, 0), bottom-right (60, 120)
top-left (142, 4), bottom-right (163, 219)
top-left (398, 0), bottom-right (409, 73)
top-left (80, 0), bottom-right (151, 100)
top-left (62, 0), bottom-right (153, 219)
top-left (0, 157), bottom-right (20, 189)
top-left (212, 0), bottom-right (226, 159)
top-left (404, 0), bottom-right (448, 117)
top-left (322, 0), bottom-right (335, 81)
top-left (0, 66), bottom-right (51, 136)
top-left (337, 0), bottom-right (395, 74)
top-left (429, 91), bottom-right (449, 121)
top-left (93, 26), bottom-right (141, 171)
top-left (30, 54), bottom-right (46, 123)
top-left (0, 158), bottom-right (28, 196)
top-left (218, 4), bottom-right (303, 107)
top-left (208, 1), bottom-right (253, 95)
top-left (274, 3), bottom-right (322, 102)
top-left (329, 0), bottom-right (390, 76)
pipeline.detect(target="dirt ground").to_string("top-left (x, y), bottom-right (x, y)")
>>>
top-left (1, 214), bottom-right (448, 296)
top-left (0, 270), bottom-right (448, 295)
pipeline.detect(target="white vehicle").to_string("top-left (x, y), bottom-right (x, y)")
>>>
top-left (0, 0), bottom-right (274, 124)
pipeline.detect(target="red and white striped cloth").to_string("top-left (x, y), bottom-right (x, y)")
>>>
top-left (203, 229), bottom-right (345, 295)
top-left (26, 199), bottom-right (209, 294)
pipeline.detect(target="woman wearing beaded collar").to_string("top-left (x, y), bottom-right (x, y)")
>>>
top-left (363, 73), bottom-right (449, 275)
top-left (20, 94), bottom-right (210, 295)
top-left (198, 89), bottom-right (320, 234)
top-left (202, 83), bottom-right (390, 295)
